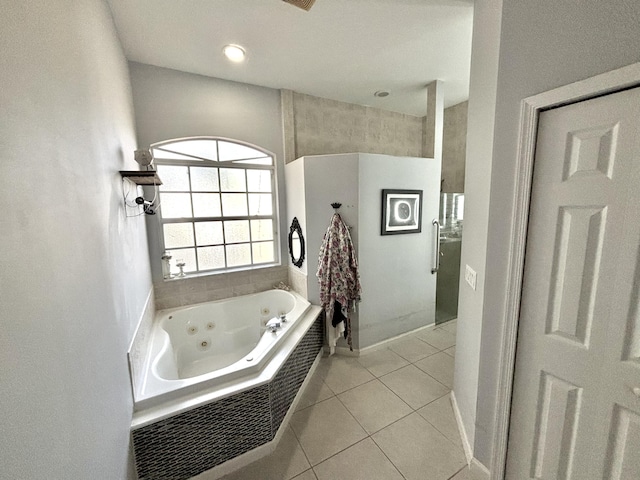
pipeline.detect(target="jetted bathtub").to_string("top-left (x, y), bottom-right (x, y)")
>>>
top-left (133, 289), bottom-right (315, 414)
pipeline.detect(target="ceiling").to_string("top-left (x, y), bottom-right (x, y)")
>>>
top-left (107, 0), bottom-right (474, 117)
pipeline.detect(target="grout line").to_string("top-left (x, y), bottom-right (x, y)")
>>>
top-left (294, 340), bottom-right (459, 473)
top-left (416, 398), bottom-right (467, 452)
top-left (225, 338), bottom-right (460, 480)
top-left (287, 423), bottom-right (313, 472)
top-left (447, 465), bottom-right (467, 480)
top-left (369, 431), bottom-right (409, 479)
top-left (335, 381), bottom-right (414, 436)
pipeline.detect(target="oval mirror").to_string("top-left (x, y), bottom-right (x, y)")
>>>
top-left (288, 217), bottom-right (305, 268)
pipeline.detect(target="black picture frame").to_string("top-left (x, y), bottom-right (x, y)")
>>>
top-left (381, 189), bottom-right (423, 235)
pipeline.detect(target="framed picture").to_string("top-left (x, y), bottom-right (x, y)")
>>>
top-left (381, 189), bottom-right (423, 235)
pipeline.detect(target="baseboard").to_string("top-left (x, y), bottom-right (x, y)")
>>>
top-left (471, 458), bottom-right (491, 478)
top-left (450, 391), bottom-right (473, 465)
top-left (332, 322), bottom-right (442, 357)
top-left (450, 392), bottom-right (491, 479)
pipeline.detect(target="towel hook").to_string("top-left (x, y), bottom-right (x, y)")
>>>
top-left (331, 202), bottom-right (342, 210)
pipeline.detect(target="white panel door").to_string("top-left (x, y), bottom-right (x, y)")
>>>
top-left (506, 87), bottom-right (640, 479)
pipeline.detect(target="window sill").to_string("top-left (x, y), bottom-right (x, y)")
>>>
top-left (161, 262), bottom-right (283, 282)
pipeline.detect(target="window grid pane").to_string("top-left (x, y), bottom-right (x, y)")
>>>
top-left (192, 193), bottom-right (222, 218)
top-left (197, 246), bottom-right (225, 270)
top-left (163, 222), bottom-right (195, 249)
top-left (221, 193), bottom-right (249, 216)
top-left (160, 193), bottom-right (193, 218)
top-left (156, 138), bottom-right (277, 274)
top-left (190, 166), bottom-right (220, 192)
top-left (195, 221), bottom-right (224, 246)
top-left (226, 243), bottom-right (252, 267)
top-left (252, 241), bottom-right (275, 264)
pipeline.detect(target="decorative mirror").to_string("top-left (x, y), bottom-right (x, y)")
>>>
top-left (288, 217), bottom-right (305, 268)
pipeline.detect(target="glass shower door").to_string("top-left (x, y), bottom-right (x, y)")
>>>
top-left (435, 193), bottom-right (463, 324)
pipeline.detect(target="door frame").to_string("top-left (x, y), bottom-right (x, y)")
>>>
top-left (490, 62), bottom-right (640, 480)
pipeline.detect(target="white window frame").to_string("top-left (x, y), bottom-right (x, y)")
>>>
top-left (151, 137), bottom-right (279, 277)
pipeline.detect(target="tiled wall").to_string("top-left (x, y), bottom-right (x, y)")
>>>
top-left (441, 101), bottom-right (468, 193)
top-left (154, 266), bottom-right (289, 311)
top-left (291, 93), bottom-right (425, 160)
top-left (288, 266), bottom-right (308, 299)
top-left (132, 313), bottom-right (323, 480)
top-left (127, 291), bottom-right (156, 397)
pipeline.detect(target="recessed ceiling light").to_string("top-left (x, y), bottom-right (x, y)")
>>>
top-left (223, 44), bottom-right (246, 62)
top-left (374, 90), bottom-right (390, 97)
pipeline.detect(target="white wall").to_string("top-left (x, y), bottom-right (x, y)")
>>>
top-left (284, 158), bottom-right (309, 296)
top-left (285, 160), bottom-right (308, 274)
top-left (453, 0), bottom-right (503, 458)
top-left (128, 62), bottom-right (288, 281)
top-left (0, 1), bottom-right (151, 478)
top-left (358, 154), bottom-right (440, 347)
top-left (289, 154), bottom-right (440, 350)
top-left (303, 154), bottom-right (360, 307)
top-left (459, 0), bottom-right (640, 468)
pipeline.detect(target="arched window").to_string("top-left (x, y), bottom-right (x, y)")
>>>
top-left (152, 137), bottom-right (277, 275)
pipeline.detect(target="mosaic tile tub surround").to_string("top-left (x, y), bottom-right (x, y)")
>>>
top-left (132, 311), bottom-right (323, 480)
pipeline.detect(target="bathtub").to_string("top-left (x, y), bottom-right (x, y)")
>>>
top-left (133, 289), bottom-right (315, 415)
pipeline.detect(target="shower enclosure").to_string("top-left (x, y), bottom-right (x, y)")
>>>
top-left (435, 193), bottom-right (464, 324)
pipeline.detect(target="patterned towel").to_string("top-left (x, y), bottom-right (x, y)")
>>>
top-left (316, 213), bottom-right (362, 350)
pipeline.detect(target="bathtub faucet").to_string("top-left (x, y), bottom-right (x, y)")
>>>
top-left (266, 318), bottom-right (281, 333)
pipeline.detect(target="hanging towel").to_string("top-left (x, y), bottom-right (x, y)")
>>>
top-left (316, 213), bottom-right (362, 352)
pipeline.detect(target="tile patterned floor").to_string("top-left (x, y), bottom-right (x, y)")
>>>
top-left (221, 320), bottom-right (485, 480)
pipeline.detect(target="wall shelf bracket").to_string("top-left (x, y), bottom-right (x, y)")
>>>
top-left (120, 170), bottom-right (163, 186)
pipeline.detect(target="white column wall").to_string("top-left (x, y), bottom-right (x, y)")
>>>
top-left (0, 1), bottom-right (151, 478)
top-left (452, 0), bottom-right (503, 457)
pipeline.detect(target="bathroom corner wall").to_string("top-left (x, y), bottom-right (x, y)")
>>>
top-left (442, 101), bottom-right (468, 193)
top-left (291, 93), bottom-right (424, 159)
top-left (284, 157), bottom-right (309, 299)
top-left (129, 63), bottom-right (290, 309)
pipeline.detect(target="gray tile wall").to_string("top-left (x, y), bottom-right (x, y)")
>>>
top-left (287, 266), bottom-right (308, 299)
top-left (132, 312), bottom-right (323, 480)
top-left (269, 315), bottom-right (323, 435)
top-left (133, 385), bottom-right (272, 480)
top-left (441, 101), bottom-right (468, 193)
top-left (127, 293), bottom-right (156, 397)
top-left (292, 93), bottom-right (424, 160)
top-left (154, 265), bottom-right (289, 311)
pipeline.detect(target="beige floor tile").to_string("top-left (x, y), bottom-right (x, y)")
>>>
top-left (449, 464), bottom-right (490, 480)
top-left (414, 351), bottom-right (455, 388)
top-left (416, 327), bottom-right (456, 351)
top-left (388, 336), bottom-right (439, 363)
top-left (221, 426), bottom-right (310, 480)
top-left (439, 320), bottom-right (457, 335)
top-left (444, 345), bottom-right (456, 358)
top-left (314, 355), bottom-right (375, 394)
top-left (372, 413), bottom-right (466, 480)
top-left (379, 364), bottom-right (449, 409)
top-left (416, 393), bottom-right (463, 448)
top-left (356, 348), bottom-right (409, 377)
top-left (338, 379), bottom-right (412, 434)
top-left (314, 438), bottom-right (404, 480)
top-left (295, 375), bottom-right (335, 411)
top-left (290, 397), bottom-right (367, 466)
top-left (291, 469), bottom-right (318, 480)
